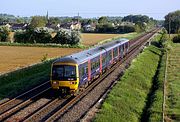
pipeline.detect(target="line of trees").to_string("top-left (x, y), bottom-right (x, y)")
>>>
top-left (164, 10), bottom-right (180, 34)
top-left (0, 16), bottom-right (81, 45)
top-left (14, 28), bottom-right (81, 45)
top-left (94, 15), bottom-right (157, 33)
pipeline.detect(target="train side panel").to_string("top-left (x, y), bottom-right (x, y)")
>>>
top-left (78, 62), bottom-right (88, 86)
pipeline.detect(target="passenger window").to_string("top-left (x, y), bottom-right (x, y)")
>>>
top-left (86, 66), bottom-right (88, 74)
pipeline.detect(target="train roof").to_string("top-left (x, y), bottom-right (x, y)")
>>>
top-left (53, 38), bottom-right (129, 65)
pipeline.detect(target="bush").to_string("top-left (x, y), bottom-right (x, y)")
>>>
top-left (0, 26), bottom-right (10, 42)
top-left (172, 35), bottom-right (180, 43)
top-left (33, 27), bottom-right (52, 43)
top-left (159, 28), bottom-right (168, 47)
top-left (53, 29), bottom-right (81, 45)
top-left (14, 30), bottom-right (32, 43)
top-left (117, 25), bottom-right (136, 33)
top-left (96, 24), bottom-right (114, 33)
top-left (14, 27), bottom-right (52, 43)
top-left (96, 24), bottom-right (136, 33)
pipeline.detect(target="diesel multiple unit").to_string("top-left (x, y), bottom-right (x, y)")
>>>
top-left (51, 38), bottom-right (133, 95)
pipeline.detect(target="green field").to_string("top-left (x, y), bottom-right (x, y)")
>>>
top-left (166, 43), bottom-right (180, 121)
top-left (0, 60), bottom-right (53, 100)
top-left (94, 44), bottom-right (163, 122)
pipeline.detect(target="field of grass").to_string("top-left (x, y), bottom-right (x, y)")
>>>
top-left (94, 45), bottom-right (162, 122)
top-left (81, 32), bottom-right (139, 46)
top-left (166, 43), bottom-right (180, 121)
top-left (0, 46), bottom-right (81, 74)
top-left (0, 60), bottom-right (53, 100)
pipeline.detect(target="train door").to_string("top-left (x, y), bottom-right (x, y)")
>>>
top-left (79, 62), bottom-right (88, 85)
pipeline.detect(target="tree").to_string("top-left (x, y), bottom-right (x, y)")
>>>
top-left (29, 16), bottom-right (47, 29)
top-left (14, 27), bottom-right (51, 43)
top-left (49, 17), bottom-right (61, 25)
top-left (98, 16), bottom-right (108, 24)
top-left (0, 26), bottom-right (10, 42)
top-left (53, 29), bottom-right (81, 45)
top-left (16, 17), bottom-right (24, 23)
top-left (122, 15), bottom-right (150, 24)
top-left (159, 28), bottom-right (168, 47)
top-left (96, 23), bottom-right (114, 33)
top-left (164, 10), bottom-right (180, 34)
top-left (32, 27), bottom-right (52, 43)
top-left (14, 30), bottom-right (31, 43)
top-left (173, 35), bottom-right (180, 43)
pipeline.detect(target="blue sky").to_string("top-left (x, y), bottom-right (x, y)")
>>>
top-left (0, 0), bottom-right (180, 20)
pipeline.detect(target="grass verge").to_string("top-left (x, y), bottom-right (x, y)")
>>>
top-left (145, 49), bottom-right (166, 121)
top-left (94, 45), bottom-right (162, 122)
top-left (166, 43), bottom-right (180, 121)
top-left (0, 60), bottom-right (53, 100)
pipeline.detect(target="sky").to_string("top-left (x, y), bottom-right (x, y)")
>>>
top-left (0, 0), bottom-right (180, 20)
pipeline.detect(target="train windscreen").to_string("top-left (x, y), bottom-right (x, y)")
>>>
top-left (52, 65), bottom-right (76, 81)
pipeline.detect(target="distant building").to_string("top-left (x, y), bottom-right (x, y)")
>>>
top-left (46, 23), bottom-right (61, 30)
top-left (70, 22), bottom-right (81, 30)
top-left (11, 23), bottom-right (28, 30)
top-left (83, 23), bottom-right (96, 32)
top-left (60, 22), bottom-right (81, 30)
top-left (60, 22), bottom-right (72, 30)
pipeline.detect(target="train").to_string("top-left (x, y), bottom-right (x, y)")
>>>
top-left (50, 38), bottom-right (139, 96)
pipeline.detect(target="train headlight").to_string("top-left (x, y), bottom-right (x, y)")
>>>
top-left (52, 81), bottom-right (58, 84)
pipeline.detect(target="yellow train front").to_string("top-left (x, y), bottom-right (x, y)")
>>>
top-left (50, 57), bottom-right (80, 95)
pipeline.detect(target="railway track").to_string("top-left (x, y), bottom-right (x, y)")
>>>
top-left (0, 81), bottom-right (51, 121)
top-left (26, 28), bottom-right (160, 122)
top-left (43, 29), bottom-right (160, 122)
top-left (0, 28), bottom-right (160, 122)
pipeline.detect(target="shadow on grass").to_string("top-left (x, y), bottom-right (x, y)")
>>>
top-left (140, 49), bottom-right (163, 122)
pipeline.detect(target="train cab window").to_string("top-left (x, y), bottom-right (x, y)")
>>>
top-left (52, 65), bottom-right (76, 80)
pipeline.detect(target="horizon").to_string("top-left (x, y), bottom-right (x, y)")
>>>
top-left (0, 12), bottom-right (173, 20)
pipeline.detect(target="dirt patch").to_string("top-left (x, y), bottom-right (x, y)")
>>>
top-left (0, 46), bottom-right (82, 73)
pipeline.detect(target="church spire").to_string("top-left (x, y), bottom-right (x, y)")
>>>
top-left (46, 10), bottom-right (49, 20)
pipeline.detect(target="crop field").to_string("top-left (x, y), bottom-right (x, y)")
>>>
top-left (81, 32), bottom-right (138, 46)
top-left (0, 33), bottom-right (138, 74)
top-left (166, 43), bottom-right (180, 121)
top-left (0, 46), bottom-right (81, 74)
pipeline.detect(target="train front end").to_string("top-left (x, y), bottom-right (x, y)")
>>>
top-left (50, 60), bottom-right (79, 95)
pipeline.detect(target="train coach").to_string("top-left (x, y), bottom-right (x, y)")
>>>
top-left (50, 38), bottom-right (129, 95)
